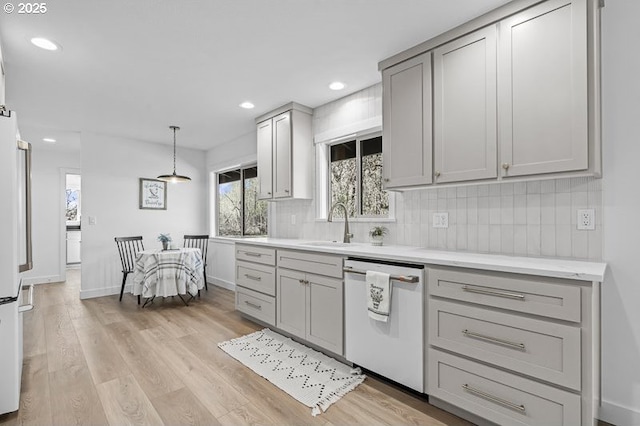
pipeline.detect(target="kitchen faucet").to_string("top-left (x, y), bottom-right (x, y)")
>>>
top-left (328, 202), bottom-right (353, 243)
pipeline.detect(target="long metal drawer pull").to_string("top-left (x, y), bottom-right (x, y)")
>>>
top-left (462, 329), bottom-right (526, 350)
top-left (462, 285), bottom-right (525, 300)
top-left (244, 274), bottom-right (262, 281)
top-left (342, 267), bottom-right (419, 283)
top-left (18, 284), bottom-right (34, 313)
top-left (244, 301), bottom-right (262, 310)
top-left (245, 252), bottom-right (262, 257)
top-left (462, 384), bottom-right (526, 412)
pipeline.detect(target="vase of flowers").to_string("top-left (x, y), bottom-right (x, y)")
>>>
top-left (157, 233), bottom-right (172, 250)
top-left (369, 226), bottom-right (388, 246)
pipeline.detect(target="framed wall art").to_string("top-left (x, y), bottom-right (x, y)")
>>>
top-left (139, 178), bottom-right (167, 210)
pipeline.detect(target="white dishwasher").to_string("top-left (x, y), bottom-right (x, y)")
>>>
top-left (344, 258), bottom-right (425, 392)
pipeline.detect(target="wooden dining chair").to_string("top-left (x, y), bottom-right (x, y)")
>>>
top-left (115, 236), bottom-right (145, 302)
top-left (183, 235), bottom-right (209, 291)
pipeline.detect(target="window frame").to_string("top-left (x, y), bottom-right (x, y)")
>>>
top-left (215, 163), bottom-right (268, 237)
top-left (320, 131), bottom-right (395, 222)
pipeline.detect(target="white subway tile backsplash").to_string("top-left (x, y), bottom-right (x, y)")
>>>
top-left (276, 85), bottom-right (603, 261)
top-left (540, 179), bottom-right (556, 194)
top-left (541, 225), bottom-right (556, 257)
top-left (501, 182), bottom-right (514, 196)
top-left (478, 225), bottom-right (490, 252)
top-left (467, 225), bottom-right (478, 252)
top-left (572, 229), bottom-right (589, 259)
top-left (489, 225), bottom-right (502, 253)
top-left (555, 225), bottom-right (572, 257)
top-left (514, 225), bottom-right (528, 255)
top-left (514, 194), bottom-right (527, 225)
top-left (514, 181), bottom-right (527, 195)
top-left (489, 196), bottom-right (501, 224)
top-left (541, 193), bottom-right (555, 225)
top-left (526, 194), bottom-right (541, 225)
top-left (527, 225), bottom-right (541, 256)
top-left (501, 195), bottom-right (514, 225)
top-left (527, 181), bottom-right (541, 194)
top-left (501, 225), bottom-right (514, 254)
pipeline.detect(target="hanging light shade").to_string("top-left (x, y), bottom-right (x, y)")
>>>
top-left (157, 125), bottom-right (191, 183)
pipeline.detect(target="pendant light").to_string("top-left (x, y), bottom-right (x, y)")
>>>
top-left (157, 125), bottom-right (191, 183)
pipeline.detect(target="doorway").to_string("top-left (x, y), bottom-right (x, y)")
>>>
top-left (65, 173), bottom-right (81, 268)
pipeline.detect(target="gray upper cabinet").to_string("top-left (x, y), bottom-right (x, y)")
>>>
top-left (256, 119), bottom-right (273, 199)
top-left (256, 103), bottom-right (313, 200)
top-left (379, 0), bottom-right (598, 188)
top-left (499, 0), bottom-right (588, 178)
top-left (382, 51), bottom-right (433, 189)
top-left (433, 26), bottom-right (497, 183)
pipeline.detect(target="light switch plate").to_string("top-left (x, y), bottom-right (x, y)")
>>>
top-left (433, 212), bottom-right (449, 228)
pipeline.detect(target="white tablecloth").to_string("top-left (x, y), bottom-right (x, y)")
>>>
top-left (132, 248), bottom-right (204, 298)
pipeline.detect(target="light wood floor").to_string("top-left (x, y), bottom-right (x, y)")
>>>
top-left (0, 269), bottom-right (471, 426)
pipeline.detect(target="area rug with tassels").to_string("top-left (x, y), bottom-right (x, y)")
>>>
top-left (218, 328), bottom-right (366, 416)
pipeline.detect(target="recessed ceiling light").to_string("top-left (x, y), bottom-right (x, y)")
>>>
top-left (43, 138), bottom-right (56, 143)
top-left (329, 81), bottom-right (346, 91)
top-left (239, 102), bottom-right (255, 109)
top-left (30, 37), bottom-right (60, 51)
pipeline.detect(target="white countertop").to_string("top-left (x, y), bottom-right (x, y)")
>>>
top-left (213, 236), bottom-right (607, 282)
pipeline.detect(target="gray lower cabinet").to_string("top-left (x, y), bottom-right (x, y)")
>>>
top-left (276, 250), bottom-right (344, 356)
top-left (427, 266), bottom-right (600, 426)
top-left (235, 244), bottom-right (277, 326)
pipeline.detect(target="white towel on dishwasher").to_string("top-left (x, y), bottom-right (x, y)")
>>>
top-left (366, 270), bottom-right (392, 322)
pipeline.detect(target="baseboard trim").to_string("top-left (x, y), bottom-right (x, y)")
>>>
top-left (22, 275), bottom-right (64, 285)
top-left (208, 276), bottom-right (236, 291)
top-left (599, 400), bottom-right (640, 426)
top-left (79, 285), bottom-right (123, 300)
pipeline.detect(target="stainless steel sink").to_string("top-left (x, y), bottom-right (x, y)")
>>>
top-left (302, 241), bottom-right (353, 247)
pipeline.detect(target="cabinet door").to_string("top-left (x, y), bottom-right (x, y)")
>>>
top-left (434, 26), bottom-right (497, 183)
top-left (276, 268), bottom-right (306, 339)
top-left (256, 119), bottom-right (273, 199)
top-left (306, 274), bottom-right (343, 355)
top-left (499, 0), bottom-right (588, 177)
top-left (272, 111), bottom-right (292, 198)
top-left (382, 51), bottom-right (433, 188)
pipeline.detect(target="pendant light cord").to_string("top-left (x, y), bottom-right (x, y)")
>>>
top-left (170, 125), bottom-right (180, 175)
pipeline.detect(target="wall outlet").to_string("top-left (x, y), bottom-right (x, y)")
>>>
top-left (291, 214), bottom-right (296, 225)
top-left (88, 216), bottom-right (97, 225)
top-left (433, 212), bottom-right (449, 229)
top-left (577, 209), bottom-right (595, 230)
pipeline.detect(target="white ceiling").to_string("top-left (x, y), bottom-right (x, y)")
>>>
top-left (0, 0), bottom-right (510, 152)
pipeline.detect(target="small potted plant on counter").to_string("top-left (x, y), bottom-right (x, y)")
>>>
top-left (158, 233), bottom-right (172, 250)
top-left (369, 226), bottom-right (388, 246)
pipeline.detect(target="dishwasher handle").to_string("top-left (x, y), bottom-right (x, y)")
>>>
top-left (343, 266), bottom-right (420, 283)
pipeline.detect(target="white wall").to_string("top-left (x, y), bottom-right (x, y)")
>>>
top-left (22, 147), bottom-right (80, 285)
top-left (600, 1), bottom-right (640, 423)
top-left (204, 130), bottom-right (258, 288)
top-left (81, 132), bottom-right (207, 299)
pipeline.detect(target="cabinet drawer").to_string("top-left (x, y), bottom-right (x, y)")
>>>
top-left (236, 261), bottom-right (276, 296)
top-left (428, 267), bottom-right (582, 322)
top-left (236, 287), bottom-right (275, 326)
top-left (277, 249), bottom-right (343, 278)
top-left (429, 349), bottom-right (581, 426)
top-left (235, 244), bottom-right (276, 266)
top-left (429, 299), bottom-right (581, 390)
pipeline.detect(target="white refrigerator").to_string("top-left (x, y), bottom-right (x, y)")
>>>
top-left (0, 107), bottom-right (34, 415)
